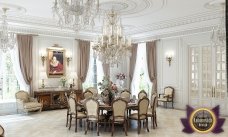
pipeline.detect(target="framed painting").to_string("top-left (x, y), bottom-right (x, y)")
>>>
top-left (47, 47), bottom-right (65, 78)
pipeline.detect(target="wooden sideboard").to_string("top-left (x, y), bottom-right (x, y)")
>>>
top-left (34, 88), bottom-right (83, 111)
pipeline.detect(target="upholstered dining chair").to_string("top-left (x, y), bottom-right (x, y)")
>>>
top-left (110, 98), bottom-right (128, 136)
top-left (0, 125), bottom-right (4, 137)
top-left (129, 97), bottom-right (150, 134)
top-left (120, 90), bottom-right (131, 102)
top-left (158, 86), bottom-right (174, 108)
top-left (83, 90), bottom-right (93, 99)
top-left (147, 94), bottom-right (158, 129)
top-left (84, 98), bottom-right (105, 136)
top-left (68, 96), bottom-right (86, 132)
top-left (86, 87), bottom-right (98, 98)
top-left (15, 90), bottom-right (42, 114)
top-left (138, 90), bottom-right (147, 99)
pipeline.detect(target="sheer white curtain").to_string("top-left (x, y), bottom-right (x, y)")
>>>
top-left (10, 43), bottom-right (29, 91)
top-left (131, 43), bottom-right (152, 98)
top-left (83, 42), bottom-right (104, 93)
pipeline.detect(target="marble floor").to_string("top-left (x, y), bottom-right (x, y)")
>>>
top-left (0, 108), bottom-right (227, 137)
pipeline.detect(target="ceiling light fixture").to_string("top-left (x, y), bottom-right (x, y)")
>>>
top-left (52, 0), bottom-right (99, 32)
top-left (93, 9), bottom-right (132, 66)
top-left (0, 8), bottom-right (16, 53)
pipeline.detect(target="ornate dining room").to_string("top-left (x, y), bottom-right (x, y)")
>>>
top-left (0, 0), bottom-right (227, 137)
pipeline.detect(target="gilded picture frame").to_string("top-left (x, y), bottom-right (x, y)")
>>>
top-left (47, 47), bottom-right (66, 78)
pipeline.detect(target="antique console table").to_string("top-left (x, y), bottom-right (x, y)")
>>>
top-left (34, 88), bottom-right (83, 111)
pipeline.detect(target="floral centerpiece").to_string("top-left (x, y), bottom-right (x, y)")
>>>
top-left (116, 73), bottom-right (126, 89)
top-left (98, 76), bottom-right (117, 105)
top-left (60, 76), bottom-right (67, 87)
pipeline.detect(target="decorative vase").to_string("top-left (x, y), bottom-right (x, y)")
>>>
top-left (62, 81), bottom-right (66, 87)
top-left (119, 80), bottom-right (124, 89)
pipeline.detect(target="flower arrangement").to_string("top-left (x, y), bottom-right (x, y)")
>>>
top-left (116, 73), bottom-right (126, 80)
top-left (60, 76), bottom-right (67, 87)
top-left (98, 76), bottom-right (117, 105)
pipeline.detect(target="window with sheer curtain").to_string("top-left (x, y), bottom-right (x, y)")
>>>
top-left (83, 42), bottom-right (104, 93)
top-left (0, 52), bottom-right (20, 102)
top-left (131, 43), bottom-right (152, 98)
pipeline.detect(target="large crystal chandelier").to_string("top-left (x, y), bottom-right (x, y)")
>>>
top-left (93, 10), bottom-right (131, 65)
top-left (210, 0), bottom-right (226, 46)
top-left (0, 8), bottom-right (16, 53)
top-left (52, 0), bottom-right (99, 31)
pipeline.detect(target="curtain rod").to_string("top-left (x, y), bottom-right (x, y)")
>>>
top-left (16, 33), bottom-right (39, 36)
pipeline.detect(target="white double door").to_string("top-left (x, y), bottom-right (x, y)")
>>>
top-left (189, 44), bottom-right (227, 115)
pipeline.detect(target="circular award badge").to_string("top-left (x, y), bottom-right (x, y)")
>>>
top-left (190, 108), bottom-right (217, 133)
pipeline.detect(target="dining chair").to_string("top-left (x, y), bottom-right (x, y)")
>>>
top-left (120, 90), bottom-right (131, 102)
top-left (83, 90), bottom-right (93, 99)
top-left (68, 96), bottom-right (86, 132)
top-left (0, 125), bottom-right (4, 137)
top-left (129, 97), bottom-right (150, 134)
top-left (84, 98), bottom-right (105, 136)
top-left (147, 93), bottom-right (158, 129)
top-left (110, 98), bottom-right (128, 136)
top-left (138, 90), bottom-right (147, 99)
top-left (86, 87), bottom-right (98, 98)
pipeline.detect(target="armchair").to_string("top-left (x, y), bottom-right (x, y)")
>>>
top-left (158, 86), bottom-right (174, 108)
top-left (15, 90), bottom-right (42, 114)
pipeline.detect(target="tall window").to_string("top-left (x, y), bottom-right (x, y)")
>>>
top-left (0, 52), bottom-right (20, 102)
top-left (131, 43), bottom-right (152, 98)
top-left (83, 42), bottom-right (104, 92)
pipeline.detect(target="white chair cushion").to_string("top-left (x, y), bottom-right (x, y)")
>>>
top-left (129, 113), bottom-right (146, 120)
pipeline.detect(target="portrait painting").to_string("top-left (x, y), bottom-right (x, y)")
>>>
top-left (47, 47), bottom-right (65, 78)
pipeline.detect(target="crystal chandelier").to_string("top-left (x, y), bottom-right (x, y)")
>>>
top-left (210, 1), bottom-right (226, 46)
top-left (52, 0), bottom-right (99, 32)
top-left (0, 8), bottom-right (16, 53)
top-left (93, 10), bottom-right (131, 65)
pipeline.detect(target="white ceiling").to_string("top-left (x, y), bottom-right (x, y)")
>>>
top-left (0, 0), bottom-right (224, 41)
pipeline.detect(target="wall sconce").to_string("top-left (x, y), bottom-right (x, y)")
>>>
top-left (165, 51), bottom-right (174, 66)
top-left (41, 55), bottom-right (46, 66)
top-left (66, 57), bottom-right (72, 66)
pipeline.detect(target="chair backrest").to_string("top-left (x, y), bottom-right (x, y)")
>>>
top-left (164, 86), bottom-right (174, 97)
top-left (112, 98), bottom-right (127, 118)
top-left (86, 87), bottom-right (98, 97)
top-left (120, 90), bottom-right (131, 102)
top-left (83, 90), bottom-right (93, 99)
top-left (138, 97), bottom-right (149, 119)
top-left (0, 125), bottom-right (4, 137)
top-left (138, 90), bottom-right (147, 99)
top-left (15, 90), bottom-right (29, 102)
top-left (68, 96), bottom-right (77, 114)
top-left (85, 98), bottom-right (99, 120)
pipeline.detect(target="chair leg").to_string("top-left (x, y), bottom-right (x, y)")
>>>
top-left (111, 121), bottom-right (114, 136)
top-left (155, 112), bottom-right (157, 127)
top-left (146, 118), bottom-right (149, 132)
top-left (97, 121), bottom-right (99, 136)
top-left (124, 120), bottom-right (128, 136)
top-left (153, 116), bottom-right (155, 129)
top-left (172, 101), bottom-right (174, 109)
top-left (66, 113), bottom-right (69, 127)
top-left (69, 115), bottom-right (72, 130)
top-left (85, 119), bottom-right (88, 135)
top-left (75, 119), bottom-right (77, 132)
top-left (137, 120), bottom-right (140, 134)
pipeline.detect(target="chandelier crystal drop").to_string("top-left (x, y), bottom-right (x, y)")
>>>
top-left (93, 10), bottom-right (132, 65)
top-left (52, 0), bottom-right (99, 32)
top-left (0, 8), bottom-right (16, 53)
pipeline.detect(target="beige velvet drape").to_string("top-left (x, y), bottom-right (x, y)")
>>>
top-left (77, 40), bottom-right (90, 90)
top-left (17, 35), bottom-right (33, 96)
top-left (129, 43), bottom-right (138, 89)
top-left (146, 41), bottom-right (157, 94)
top-left (102, 63), bottom-right (110, 77)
